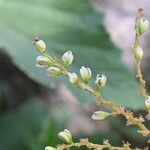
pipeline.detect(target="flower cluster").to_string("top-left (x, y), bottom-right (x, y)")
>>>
top-left (33, 8), bottom-right (150, 150)
top-left (34, 39), bottom-right (107, 93)
top-left (34, 38), bottom-right (111, 122)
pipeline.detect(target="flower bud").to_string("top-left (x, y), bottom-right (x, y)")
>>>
top-left (135, 46), bottom-right (143, 61)
top-left (145, 96), bottom-right (150, 112)
top-left (138, 17), bottom-right (149, 35)
top-left (36, 56), bottom-right (51, 68)
top-left (68, 73), bottom-right (78, 84)
top-left (34, 38), bottom-right (46, 53)
top-left (45, 146), bottom-right (57, 150)
top-left (62, 51), bottom-right (74, 67)
top-left (58, 129), bottom-right (73, 144)
top-left (95, 74), bottom-right (107, 90)
top-left (47, 67), bottom-right (61, 76)
top-left (91, 111), bottom-right (111, 120)
top-left (80, 66), bottom-right (91, 84)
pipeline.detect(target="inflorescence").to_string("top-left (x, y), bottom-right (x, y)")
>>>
top-left (33, 9), bottom-right (150, 150)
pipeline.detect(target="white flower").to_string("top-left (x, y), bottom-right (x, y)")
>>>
top-left (36, 56), bottom-right (51, 68)
top-left (135, 46), bottom-right (143, 61)
top-left (68, 73), bottom-right (78, 84)
top-left (80, 66), bottom-right (91, 84)
top-left (91, 111), bottom-right (111, 120)
top-left (47, 67), bottom-right (61, 76)
top-left (145, 96), bottom-right (150, 111)
top-left (62, 51), bottom-right (74, 67)
top-left (58, 129), bottom-right (73, 144)
top-left (45, 146), bottom-right (56, 150)
top-left (138, 17), bottom-right (149, 35)
top-left (95, 74), bottom-right (107, 89)
top-left (34, 38), bottom-right (46, 53)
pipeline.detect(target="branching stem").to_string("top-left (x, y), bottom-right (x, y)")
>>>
top-left (57, 139), bottom-right (133, 150)
top-left (41, 49), bottom-right (150, 136)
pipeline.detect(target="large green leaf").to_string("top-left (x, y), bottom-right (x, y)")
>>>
top-left (0, 100), bottom-right (60, 150)
top-left (0, 0), bottom-right (144, 108)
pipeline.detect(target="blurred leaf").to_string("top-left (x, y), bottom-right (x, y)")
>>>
top-left (111, 118), bottom-right (149, 148)
top-left (0, 100), bottom-right (60, 150)
top-left (0, 0), bottom-right (144, 108)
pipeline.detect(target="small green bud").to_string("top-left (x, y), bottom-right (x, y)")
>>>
top-left (138, 17), bottom-right (149, 35)
top-left (45, 146), bottom-right (57, 150)
top-left (68, 73), bottom-right (78, 84)
top-left (145, 96), bottom-right (150, 112)
top-left (62, 51), bottom-right (74, 67)
top-left (80, 66), bottom-right (91, 84)
top-left (91, 111), bottom-right (111, 120)
top-left (95, 74), bottom-right (107, 90)
top-left (135, 46), bottom-right (143, 61)
top-left (58, 129), bottom-right (73, 144)
top-left (34, 38), bottom-right (46, 53)
top-left (36, 56), bottom-right (51, 68)
top-left (47, 67), bottom-right (61, 76)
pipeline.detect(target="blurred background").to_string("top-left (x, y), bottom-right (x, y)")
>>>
top-left (0, 0), bottom-right (150, 149)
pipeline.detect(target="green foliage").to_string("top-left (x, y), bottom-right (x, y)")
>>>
top-left (0, 100), bottom-right (60, 150)
top-left (111, 118), bottom-right (149, 147)
top-left (0, 0), bottom-right (144, 108)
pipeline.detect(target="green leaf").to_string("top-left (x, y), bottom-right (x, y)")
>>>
top-left (0, 0), bottom-right (144, 108)
top-left (0, 100), bottom-right (60, 150)
top-left (111, 118), bottom-right (149, 146)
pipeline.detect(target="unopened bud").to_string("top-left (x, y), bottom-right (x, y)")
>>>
top-left (95, 74), bottom-right (107, 90)
top-left (36, 56), bottom-right (52, 68)
top-left (138, 17), bottom-right (149, 35)
top-left (62, 51), bottom-right (74, 67)
top-left (91, 111), bottom-right (111, 120)
top-left (45, 146), bottom-right (57, 150)
top-left (68, 73), bottom-right (78, 84)
top-left (145, 96), bottom-right (150, 112)
top-left (47, 67), bottom-right (61, 76)
top-left (58, 129), bottom-right (73, 144)
top-left (80, 66), bottom-right (91, 84)
top-left (34, 38), bottom-right (46, 53)
top-left (135, 46), bottom-right (143, 61)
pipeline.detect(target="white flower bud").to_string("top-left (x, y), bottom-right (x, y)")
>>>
top-left (91, 111), bottom-right (111, 120)
top-left (62, 51), bottom-right (74, 67)
top-left (80, 66), bottom-right (91, 84)
top-left (36, 56), bottom-right (51, 68)
top-left (138, 17), bottom-right (149, 35)
top-left (45, 146), bottom-right (57, 150)
top-left (34, 38), bottom-right (46, 53)
top-left (58, 129), bottom-right (73, 144)
top-left (135, 46), bottom-right (143, 61)
top-left (68, 73), bottom-right (78, 84)
top-left (95, 74), bottom-right (107, 90)
top-left (47, 67), bottom-right (61, 76)
top-left (145, 96), bottom-right (150, 111)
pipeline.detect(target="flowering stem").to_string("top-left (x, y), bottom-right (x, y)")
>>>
top-left (132, 8), bottom-right (148, 100)
top-left (34, 9), bottom-right (150, 139)
top-left (57, 139), bottom-right (133, 150)
top-left (40, 50), bottom-right (150, 136)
